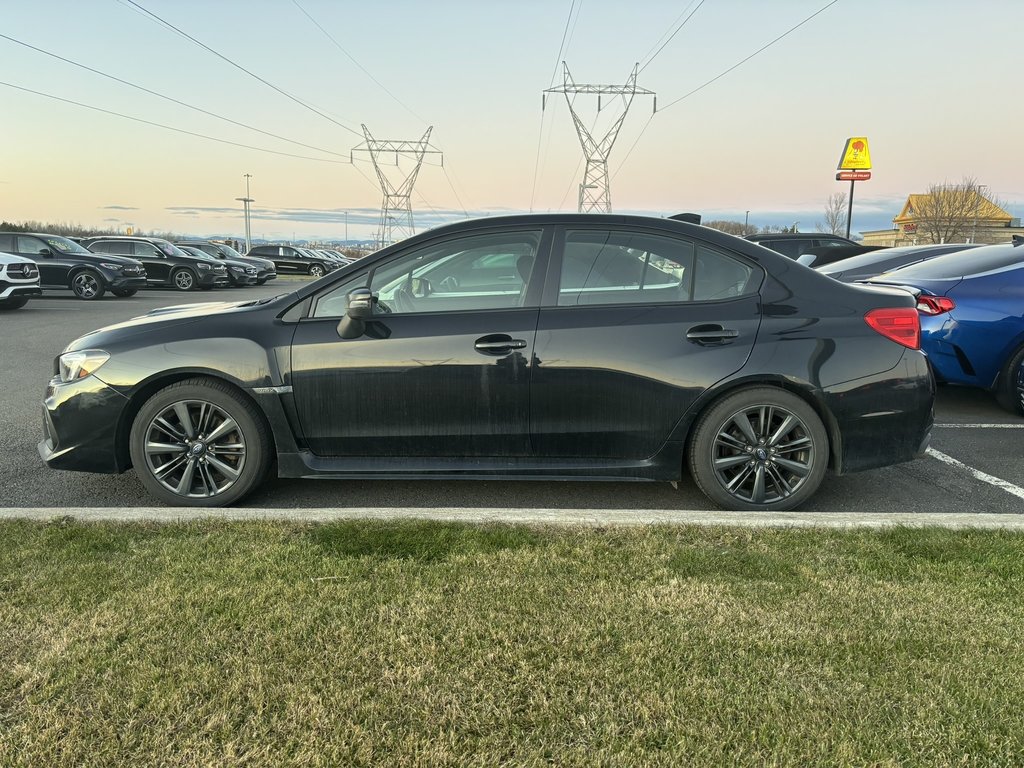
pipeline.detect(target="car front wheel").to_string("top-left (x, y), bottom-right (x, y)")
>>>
top-left (308, 263), bottom-right (325, 277)
top-left (129, 379), bottom-right (271, 506)
top-left (687, 387), bottom-right (829, 512)
top-left (171, 268), bottom-right (196, 291)
top-left (71, 270), bottom-right (106, 300)
top-left (0, 296), bottom-right (30, 310)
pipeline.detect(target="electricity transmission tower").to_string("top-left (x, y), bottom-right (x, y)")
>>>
top-left (351, 125), bottom-right (440, 246)
top-left (544, 63), bottom-right (655, 213)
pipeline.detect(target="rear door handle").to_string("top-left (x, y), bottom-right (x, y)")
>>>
top-left (474, 334), bottom-right (527, 356)
top-left (686, 325), bottom-right (739, 345)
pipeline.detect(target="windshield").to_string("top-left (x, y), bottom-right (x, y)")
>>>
top-left (883, 243), bottom-right (1023, 280)
top-left (153, 239), bottom-right (192, 259)
top-left (218, 243), bottom-right (243, 259)
top-left (822, 244), bottom-right (978, 274)
top-left (43, 236), bottom-right (92, 255)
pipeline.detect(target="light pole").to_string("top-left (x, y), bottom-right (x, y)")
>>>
top-left (344, 211), bottom-right (348, 245)
top-left (744, 210), bottom-right (750, 232)
top-left (235, 173), bottom-right (254, 253)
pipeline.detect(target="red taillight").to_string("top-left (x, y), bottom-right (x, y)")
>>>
top-left (864, 308), bottom-right (921, 350)
top-left (916, 295), bottom-right (956, 315)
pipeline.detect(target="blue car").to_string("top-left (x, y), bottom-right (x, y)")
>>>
top-left (866, 239), bottom-right (1024, 414)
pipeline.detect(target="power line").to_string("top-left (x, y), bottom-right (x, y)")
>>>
top-left (291, 0), bottom-right (427, 127)
top-left (0, 32), bottom-right (349, 160)
top-left (638, 0), bottom-right (707, 73)
top-left (0, 80), bottom-right (349, 164)
top-left (119, 0), bottom-right (362, 138)
top-left (614, 0), bottom-right (843, 179)
top-left (531, 0), bottom-right (579, 211)
top-left (442, 165), bottom-right (470, 218)
top-left (658, 0), bottom-right (843, 112)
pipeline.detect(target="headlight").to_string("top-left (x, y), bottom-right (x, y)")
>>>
top-left (196, 262), bottom-right (211, 270)
top-left (99, 262), bottom-right (124, 271)
top-left (58, 350), bottom-right (110, 383)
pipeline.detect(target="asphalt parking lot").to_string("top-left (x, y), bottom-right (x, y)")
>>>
top-left (1, 283), bottom-right (1022, 516)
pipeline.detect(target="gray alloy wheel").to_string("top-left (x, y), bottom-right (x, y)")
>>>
top-left (308, 263), bottom-right (325, 277)
top-left (71, 270), bottom-right (106, 300)
top-left (129, 379), bottom-right (270, 506)
top-left (688, 387), bottom-right (829, 512)
top-left (172, 268), bottom-right (196, 291)
top-left (996, 344), bottom-right (1024, 416)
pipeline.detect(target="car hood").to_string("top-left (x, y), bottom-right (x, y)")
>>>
top-left (0, 251), bottom-right (36, 265)
top-left (64, 300), bottom-right (260, 352)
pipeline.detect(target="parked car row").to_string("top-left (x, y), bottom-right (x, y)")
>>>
top-left (0, 230), bottom-right (355, 309)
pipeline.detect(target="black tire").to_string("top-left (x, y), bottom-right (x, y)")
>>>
top-left (0, 296), bottom-right (29, 310)
top-left (111, 288), bottom-right (138, 298)
top-left (171, 268), bottom-right (196, 291)
top-left (70, 270), bottom-right (106, 300)
top-left (995, 344), bottom-right (1024, 416)
top-left (129, 378), bottom-right (271, 507)
top-left (256, 278), bottom-right (267, 286)
top-left (308, 263), bottom-right (326, 277)
top-left (687, 387), bottom-right (829, 512)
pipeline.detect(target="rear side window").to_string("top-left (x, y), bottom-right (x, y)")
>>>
top-left (558, 230), bottom-right (754, 306)
top-left (90, 241), bottom-right (132, 255)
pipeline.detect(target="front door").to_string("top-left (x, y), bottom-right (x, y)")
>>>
top-left (16, 235), bottom-right (65, 287)
top-left (131, 242), bottom-right (170, 282)
top-left (289, 228), bottom-right (549, 457)
top-left (532, 227), bottom-right (762, 458)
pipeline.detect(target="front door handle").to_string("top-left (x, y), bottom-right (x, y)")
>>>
top-left (686, 325), bottom-right (739, 345)
top-left (474, 334), bottom-right (527, 356)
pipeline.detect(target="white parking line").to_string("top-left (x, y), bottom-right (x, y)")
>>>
top-left (935, 423), bottom-right (1024, 429)
top-left (926, 448), bottom-right (1024, 501)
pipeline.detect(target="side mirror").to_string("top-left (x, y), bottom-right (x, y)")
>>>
top-left (338, 288), bottom-right (374, 339)
top-left (38, 248), bottom-right (52, 257)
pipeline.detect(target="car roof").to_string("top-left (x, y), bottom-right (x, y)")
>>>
top-left (879, 241), bottom-right (1024, 280)
top-left (745, 232), bottom-right (852, 241)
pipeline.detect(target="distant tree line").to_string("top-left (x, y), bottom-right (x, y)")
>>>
top-left (701, 220), bottom-right (799, 237)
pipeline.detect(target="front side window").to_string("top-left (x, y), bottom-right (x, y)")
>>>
top-left (16, 236), bottom-right (46, 256)
top-left (43, 236), bottom-right (91, 255)
top-left (133, 242), bottom-right (160, 257)
top-left (370, 231), bottom-right (541, 315)
top-left (312, 231), bottom-right (541, 318)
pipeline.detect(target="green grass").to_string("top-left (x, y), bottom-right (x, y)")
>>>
top-left (2, 520), bottom-right (1024, 767)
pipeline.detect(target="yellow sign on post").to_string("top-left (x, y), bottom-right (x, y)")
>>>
top-left (837, 136), bottom-right (871, 170)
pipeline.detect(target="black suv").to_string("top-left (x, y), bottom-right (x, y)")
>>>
top-left (178, 246), bottom-right (257, 287)
top-left (175, 240), bottom-right (277, 284)
top-left (744, 232), bottom-right (880, 267)
top-left (0, 232), bottom-right (147, 300)
top-left (245, 244), bottom-right (339, 277)
top-left (82, 236), bottom-right (229, 291)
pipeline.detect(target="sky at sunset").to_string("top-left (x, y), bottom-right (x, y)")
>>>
top-left (1, 0), bottom-right (1022, 242)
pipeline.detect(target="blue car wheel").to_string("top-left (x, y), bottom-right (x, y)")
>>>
top-left (996, 344), bottom-right (1024, 416)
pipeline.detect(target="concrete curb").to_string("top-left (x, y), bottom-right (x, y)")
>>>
top-left (1, 507), bottom-right (1022, 529)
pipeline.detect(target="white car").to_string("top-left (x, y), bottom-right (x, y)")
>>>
top-left (0, 251), bottom-right (42, 310)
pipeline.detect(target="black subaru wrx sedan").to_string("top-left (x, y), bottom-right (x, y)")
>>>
top-left (39, 215), bottom-right (934, 511)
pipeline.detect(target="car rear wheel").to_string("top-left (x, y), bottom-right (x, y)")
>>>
top-left (687, 387), bottom-right (829, 512)
top-left (308, 263), bottom-right (325, 277)
top-left (71, 270), bottom-right (106, 300)
top-left (129, 379), bottom-right (271, 507)
top-left (171, 268), bottom-right (196, 291)
top-left (111, 288), bottom-right (138, 297)
top-left (996, 344), bottom-right (1024, 416)
top-left (0, 296), bottom-right (29, 310)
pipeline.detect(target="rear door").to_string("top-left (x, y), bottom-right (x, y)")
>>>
top-left (531, 226), bottom-right (763, 458)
